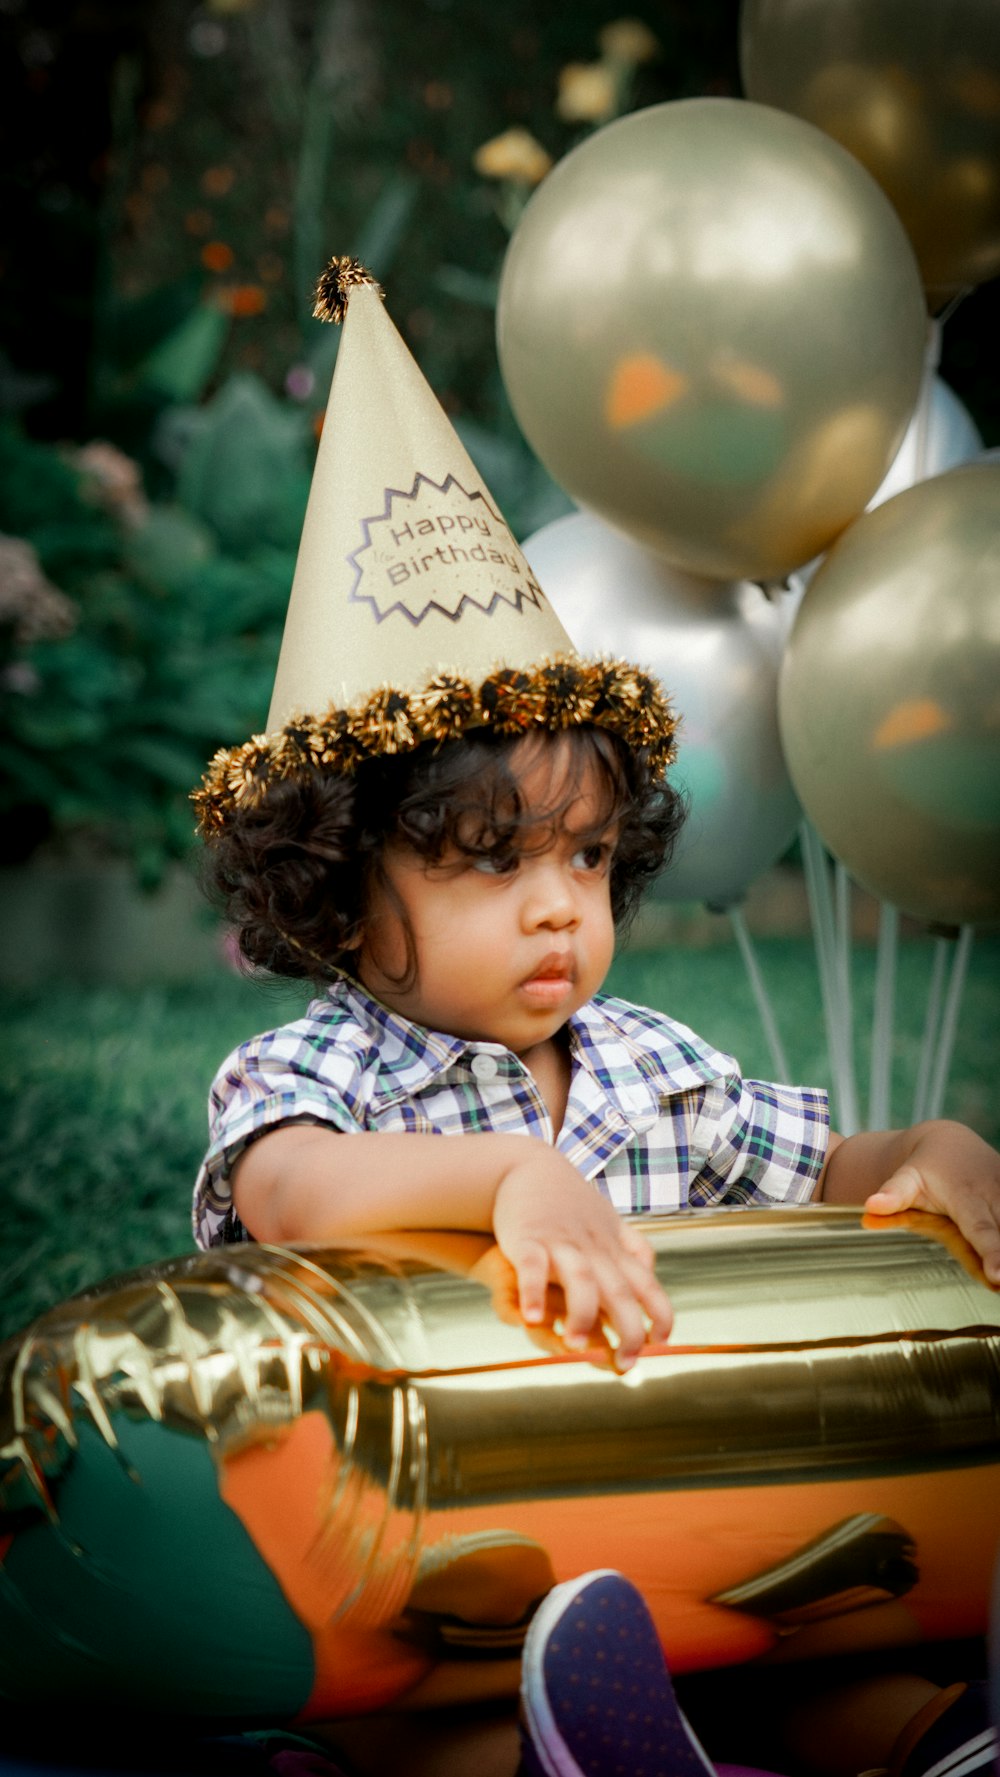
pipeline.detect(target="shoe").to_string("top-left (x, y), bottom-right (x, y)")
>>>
top-left (519, 1570), bottom-right (717, 1777)
top-left (890, 1682), bottom-right (997, 1777)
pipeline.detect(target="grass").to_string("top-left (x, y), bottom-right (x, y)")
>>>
top-left (1, 934), bottom-right (998, 1343)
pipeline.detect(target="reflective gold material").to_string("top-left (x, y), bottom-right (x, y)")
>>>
top-left (779, 460), bottom-right (1000, 928)
top-left (497, 99), bottom-right (925, 583)
top-left (741, 0), bottom-right (1000, 300)
top-left (1, 1209), bottom-right (998, 1720)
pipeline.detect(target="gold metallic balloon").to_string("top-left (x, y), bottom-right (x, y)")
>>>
top-left (2, 1209), bottom-right (998, 1723)
top-left (740, 0), bottom-right (1000, 301)
top-left (779, 460), bottom-right (1000, 928)
top-left (497, 99), bottom-right (926, 583)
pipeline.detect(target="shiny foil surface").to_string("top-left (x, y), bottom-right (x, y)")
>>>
top-left (1, 1207), bottom-right (997, 1722)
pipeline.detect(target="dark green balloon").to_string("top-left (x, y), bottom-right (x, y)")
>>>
top-left (0, 1415), bottom-right (314, 1717)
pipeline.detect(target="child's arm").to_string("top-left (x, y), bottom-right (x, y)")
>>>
top-left (232, 1125), bottom-right (673, 1369)
top-left (816, 1120), bottom-right (1000, 1282)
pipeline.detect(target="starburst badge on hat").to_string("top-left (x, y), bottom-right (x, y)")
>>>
top-left (193, 256), bottom-right (677, 835)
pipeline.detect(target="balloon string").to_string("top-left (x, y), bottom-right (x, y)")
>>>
top-left (925, 925), bottom-right (974, 1122)
top-left (868, 900), bottom-right (899, 1132)
top-left (912, 936), bottom-right (950, 1123)
top-left (913, 319), bottom-right (942, 479)
top-left (834, 861), bottom-right (855, 1092)
top-left (934, 288), bottom-right (970, 330)
top-left (800, 821), bottom-right (859, 1134)
top-left (728, 906), bottom-right (791, 1085)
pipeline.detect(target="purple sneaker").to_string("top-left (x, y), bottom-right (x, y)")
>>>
top-left (519, 1570), bottom-right (717, 1777)
top-left (891, 1682), bottom-right (998, 1777)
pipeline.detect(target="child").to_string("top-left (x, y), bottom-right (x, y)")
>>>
top-left (192, 260), bottom-right (999, 1776)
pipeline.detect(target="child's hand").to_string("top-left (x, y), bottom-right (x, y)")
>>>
top-left (492, 1150), bottom-right (673, 1369)
top-left (823, 1120), bottom-right (1000, 1284)
top-left (862, 1121), bottom-right (1000, 1283)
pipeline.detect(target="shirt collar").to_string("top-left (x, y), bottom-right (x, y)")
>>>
top-left (329, 974), bottom-right (509, 1099)
top-left (564, 996), bottom-right (662, 1134)
top-left (324, 976), bottom-right (661, 1132)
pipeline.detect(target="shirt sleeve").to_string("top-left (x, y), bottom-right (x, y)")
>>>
top-left (688, 1072), bottom-right (830, 1208)
top-left (192, 1022), bottom-right (366, 1249)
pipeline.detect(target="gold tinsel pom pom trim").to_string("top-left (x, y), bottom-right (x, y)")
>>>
top-left (191, 657), bottom-right (679, 836)
top-left (312, 255), bottom-right (385, 325)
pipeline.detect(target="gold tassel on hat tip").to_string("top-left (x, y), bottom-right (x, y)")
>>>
top-left (312, 255), bottom-right (385, 325)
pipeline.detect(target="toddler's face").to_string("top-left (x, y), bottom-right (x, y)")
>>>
top-left (356, 738), bottom-right (617, 1054)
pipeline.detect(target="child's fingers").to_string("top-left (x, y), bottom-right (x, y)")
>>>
top-left (617, 1228), bottom-right (672, 1338)
top-left (512, 1239), bottom-right (554, 1326)
top-left (622, 1254), bottom-right (674, 1343)
top-left (620, 1223), bottom-right (657, 1270)
top-left (565, 1249), bottom-right (649, 1370)
top-left (956, 1202), bottom-right (1000, 1283)
top-left (865, 1165), bottom-right (924, 1216)
top-left (550, 1244), bottom-right (603, 1347)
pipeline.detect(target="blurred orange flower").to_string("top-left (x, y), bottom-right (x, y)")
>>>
top-left (556, 62), bottom-right (617, 123)
top-left (201, 164), bottom-right (236, 197)
top-left (218, 284), bottom-right (267, 317)
top-left (144, 99), bottom-right (176, 131)
top-left (473, 127), bottom-right (552, 185)
top-left (201, 240), bottom-right (235, 272)
top-left (424, 80), bottom-right (453, 111)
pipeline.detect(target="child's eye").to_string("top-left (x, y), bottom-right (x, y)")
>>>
top-left (571, 842), bottom-right (612, 873)
top-left (472, 852), bottom-right (519, 876)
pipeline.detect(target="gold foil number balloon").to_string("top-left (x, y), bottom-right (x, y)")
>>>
top-left (522, 511), bottom-right (800, 908)
top-left (741, 0), bottom-right (1000, 302)
top-left (1, 1212), bottom-right (999, 1718)
top-left (779, 461), bottom-right (1000, 928)
top-left (497, 99), bottom-right (926, 584)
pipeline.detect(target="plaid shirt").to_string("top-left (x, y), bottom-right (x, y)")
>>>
top-left (193, 977), bottom-right (829, 1248)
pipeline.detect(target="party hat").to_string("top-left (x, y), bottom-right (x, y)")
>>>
top-left (194, 258), bottom-right (676, 835)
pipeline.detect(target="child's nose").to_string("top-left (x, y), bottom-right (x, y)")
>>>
top-left (521, 863), bottom-right (579, 930)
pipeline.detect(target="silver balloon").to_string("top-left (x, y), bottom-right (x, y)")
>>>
top-left (868, 374), bottom-right (982, 511)
top-left (523, 512), bottom-right (800, 908)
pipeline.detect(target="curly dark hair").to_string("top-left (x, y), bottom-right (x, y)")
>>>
top-left (202, 724), bottom-right (687, 986)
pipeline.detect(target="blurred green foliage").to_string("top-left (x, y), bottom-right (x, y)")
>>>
top-left (0, 0), bottom-right (996, 879)
top-left (0, 405), bottom-right (293, 881)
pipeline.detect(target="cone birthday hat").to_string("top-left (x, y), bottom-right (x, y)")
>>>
top-left (194, 258), bottom-right (677, 835)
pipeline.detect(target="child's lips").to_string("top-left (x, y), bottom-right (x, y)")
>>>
top-left (520, 953), bottom-right (576, 1003)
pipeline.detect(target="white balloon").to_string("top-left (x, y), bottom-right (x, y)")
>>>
top-left (523, 512), bottom-right (800, 908)
top-left (868, 375), bottom-right (981, 509)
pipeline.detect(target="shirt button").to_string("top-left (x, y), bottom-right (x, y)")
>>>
top-left (471, 1053), bottom-right (500, 1081)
